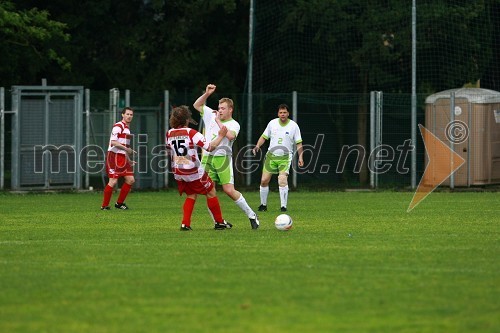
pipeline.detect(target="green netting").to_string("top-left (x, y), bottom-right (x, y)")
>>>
top-left (251, 1), bottom-right (499, 94)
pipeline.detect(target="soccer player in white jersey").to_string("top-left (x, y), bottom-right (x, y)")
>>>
top-left (193, 84), bottom-right (260, 229)
top-left (166, 105), bottom-right (232, 231)
top-left (252, 104), bottom-right (304, 212)
top-left (101, 107), bottom-right (136, 210)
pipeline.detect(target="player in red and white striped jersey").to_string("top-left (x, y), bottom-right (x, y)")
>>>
top-left (101, 107), bottom-right (136, 210)
top-left (166, 105), bottom-right (231, 230)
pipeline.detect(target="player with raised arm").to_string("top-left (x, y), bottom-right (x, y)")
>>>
top-left (166, 105), bottom-right (232, 231)
top-left (193, 84), bottom-right (260, 229)
top-left (252, 104), bottom-right (304, 212)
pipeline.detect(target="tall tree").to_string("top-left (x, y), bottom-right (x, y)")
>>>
top-left (0, 0), bottom-right (70, 86)
top-left (13, 0), bottom-right (249, 93)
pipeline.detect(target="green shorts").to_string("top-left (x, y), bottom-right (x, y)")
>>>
top-left (263, 153), bottom-right (292, 174)
top-left (201, 155), bottom-right (234, 185)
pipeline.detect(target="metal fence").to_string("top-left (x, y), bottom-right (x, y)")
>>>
top-left (3, 84), bottom-right (499, 191)
top-left (242, 92), bottom-right (426, 189)
top-left (3, 85), bottom-right (84, 190)
top-left (0, 86), bottom-right (170, 191)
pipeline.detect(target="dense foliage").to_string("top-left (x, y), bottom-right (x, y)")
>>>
top-left (1, 0), bottom-right (499, 94)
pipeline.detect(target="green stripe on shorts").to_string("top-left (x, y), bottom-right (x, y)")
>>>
top-left (263, 153), bottom-right (292, 174)
top-left (201, 155), bottom-right (234, 185)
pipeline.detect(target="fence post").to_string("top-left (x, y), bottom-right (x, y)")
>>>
top-left (11, 87), bottom-right (19, 190)
top-left (376, 92), bottom-right (384, 188)
top-left (164, 90), bottom-right (170, 189)
top-left (246, 0), bottom-right (254, 187)
top-left (85, 89), bottom-right (90, 189)
top-left (370, 91), bottom-right (375, 188)
top-left (449, 91), bottom-right (455, 189)
top-left (411, 0), bottom-right (417, 190)
top-left (109, 88), bottom-right (119, 124)
top-left (292, 91), bottom-right (298, 188)
top-left (125, 89), bottom-right (130, 107)
top-left (370, 91), bottom-right (383, 188)
top-left (0, 87), bottom-right (4, 189)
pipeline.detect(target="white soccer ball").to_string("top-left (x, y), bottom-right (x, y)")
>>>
top-left (274, 214), bottom-right (293, 231)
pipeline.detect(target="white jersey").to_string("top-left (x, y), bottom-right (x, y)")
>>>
top-left (261, 118), bottom-right (302, 156)
top-left (201, 105), bottom-right (239, 157)
top-left (108, 121), bottom-right (131, 154)
top-left (166, 127), bottom-right (209, 182)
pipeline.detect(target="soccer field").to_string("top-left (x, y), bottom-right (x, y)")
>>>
top-left (0, 190), bottom-right (498, 333)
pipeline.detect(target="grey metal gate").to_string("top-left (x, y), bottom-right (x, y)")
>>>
top-left (85, 89), bottom-right (170, 190)
top-left (11, 85), bottom-right (84, 190)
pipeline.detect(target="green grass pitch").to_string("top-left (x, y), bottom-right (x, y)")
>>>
top-left (0, 190), bottom-right (498, 332)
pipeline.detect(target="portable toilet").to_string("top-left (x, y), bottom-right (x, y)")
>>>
top-left (425, 88), bottom-right (500, 186)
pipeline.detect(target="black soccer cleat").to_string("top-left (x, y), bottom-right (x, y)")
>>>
top-left (249, 215), bottom-right (260, 229)
top-left (214, 220), bottom-right (233, 230)
top-left (258, 204), bottom-right (267, 212)
top-left (115, 202), bottom-right (129, 210)
top-left (280, 206), bottom-right (287, 212)
top-left (180, 224), bottom-right (193, 231)
top-left (100, 206), bottom-right (110, 210)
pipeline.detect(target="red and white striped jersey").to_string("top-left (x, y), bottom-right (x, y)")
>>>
top-left (166, 127), bottom-right (210, 182)
top-left (108, 121), bottom-right (132, 154)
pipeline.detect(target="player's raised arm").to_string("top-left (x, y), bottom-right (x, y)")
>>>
top-left (193, 84), bottom-right (216, 112)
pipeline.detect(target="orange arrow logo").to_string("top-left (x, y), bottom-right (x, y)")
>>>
top-left (408, 124), bottom-right (465, 212)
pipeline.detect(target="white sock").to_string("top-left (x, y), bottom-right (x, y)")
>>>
top-left (279, 185), bottom-right (288, 208)
top-left (235, 194), bottom-right (256, 218)
top-left (260, 186), bottom-right (269, 206)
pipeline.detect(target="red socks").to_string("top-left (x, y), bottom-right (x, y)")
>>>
top-left (117, 183), bottom-right (132, 204)
top-left (183, 197), bottom-right (223, 226)
top-left (207, 197), bottom-right (224, 223)
top-left (103, 183), bottom-right (132, 207)
top-left (101, 185), bottom-right (114, 207)
top-left (182, 198), bottom-right (196, 226)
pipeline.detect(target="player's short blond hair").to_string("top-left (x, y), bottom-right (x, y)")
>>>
top-left (219, 97), bottom-right (234, 110)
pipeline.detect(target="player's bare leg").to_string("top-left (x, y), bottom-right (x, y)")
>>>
top-left (278, 171), bottom-right (289, 212)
